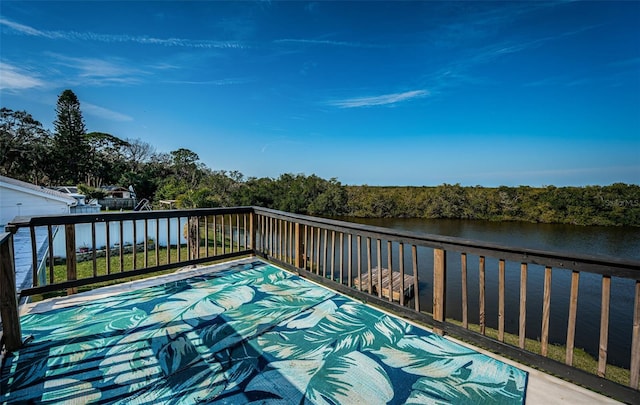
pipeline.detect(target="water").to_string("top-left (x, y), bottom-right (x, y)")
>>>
top-left (338, 217), bottom-right (640, 368)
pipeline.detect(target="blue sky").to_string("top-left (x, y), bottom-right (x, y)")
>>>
top-left (1, 1), bottom-right (639, 187)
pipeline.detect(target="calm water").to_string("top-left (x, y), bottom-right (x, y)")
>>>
top-left (338, 217), bottom-right (640, 368)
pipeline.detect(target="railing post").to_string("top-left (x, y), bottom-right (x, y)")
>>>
top-left (295, 222), bottom-right (304, 268)
top-left (0, 233), bottom-right (22, 351)
top-left (433, 248), bottom-right (446, 335)
top-left (65, 224), bottom-right (77, 295)
top-left (250, 211), bottom-right (256, 253)
top-left (188, 216), bottom-right (199, 260)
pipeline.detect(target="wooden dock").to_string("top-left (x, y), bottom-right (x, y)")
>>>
top-left (353, 267), bottom-right (415, 301)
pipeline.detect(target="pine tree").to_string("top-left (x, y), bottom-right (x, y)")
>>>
top-left (52, 89), bottom-right (90, 184)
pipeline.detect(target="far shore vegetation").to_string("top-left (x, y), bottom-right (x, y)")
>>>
top-left (2, 90), bottom-right (639, 226)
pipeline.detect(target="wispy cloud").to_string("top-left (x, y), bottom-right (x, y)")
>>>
top-left (0, 62), bottom-right (44, 90)
top-left (164, 78), bottom-right (251, 86)
top-left (46, 53), bottom-right (146, 86)
top-left (274, 38), bottom-right (382, 49)
top-left (83, 102), bottom-right (133, 122)
top-left (329, 90), bottom-right (429, 108)
top-left (0, 17), bottom-right (244, 49)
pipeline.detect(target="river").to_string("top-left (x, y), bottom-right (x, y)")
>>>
top-left (337, 217), bottom-right (640, 368)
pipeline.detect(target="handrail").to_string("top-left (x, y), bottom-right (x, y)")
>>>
top-left (1, 206), bottom-right (639, 402)
top-left (252, 207), bottom-right (640, 277)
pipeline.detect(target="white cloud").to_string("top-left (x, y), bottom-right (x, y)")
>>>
top-left (274, 38), bottom-right (382, 49)
top-left (0, 17), bottom-right (244, 49)
top-left (329, 90), bottom-right (429, 108)
top-left (83, 102), bottom-right (133, 122)
top-left (0, 62), bottom-right (44, 90)
top-left (46, 53), bottom-right (145, 86)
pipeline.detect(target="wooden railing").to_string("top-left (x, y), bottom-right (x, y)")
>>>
top-left (1, 207), bottom-right (639, 402)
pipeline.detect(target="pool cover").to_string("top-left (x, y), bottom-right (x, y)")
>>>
top-left (1, 259), bottom-right (527, 404)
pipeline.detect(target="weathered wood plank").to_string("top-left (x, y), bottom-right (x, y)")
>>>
top-left (630, 280), bottom-right (640, 389)
top-left (30, 226), bottom-right (37, 287)
top-left (461, 252), bottom-right (468, 328)
top-left (48, 225), bottom-right (56, 283)
top-left (433, 248), bottom-right (446, 335)
top-left (399, 243), bottom-right (405, 306)
top-left (498, 259), bottom-right (505, 342)
top-left (412, 245), bottom-right (420, 312)
top-left (354, 266), bottom-right (415, 301)
top-left (519, 263), bottom-right (527, 349)
top-left (376, 239), bottom-right (382, 299)
top-left (541, 266), bottom-right (552, 357)
top-left (598, 275), bottom-right (611, 377)
top-left (479, 256), bottom-right (486, 335)
top-left (566, 270), bottom-right (580, 365)
top-left (0, 233), bottom-right (21, 351)
top-left (387, 241), bottom-right (393, 303)
top-left (65, 224), bottom-right (77, 295)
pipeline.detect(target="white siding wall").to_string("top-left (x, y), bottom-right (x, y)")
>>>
top-left (0, 187), bottom-right (71, 226)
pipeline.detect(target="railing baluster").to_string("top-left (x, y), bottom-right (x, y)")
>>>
top-left (331, 231), bottom-right (336, 281)
top-left (399, 242), bottom-right (405, 307)
top-left (376, 239), bottom-right (382, 299)
top-left (133, 219), bottom-right (137, 270)
top-left (204, 215), bottom-right (209, 257)
top-left (30, 226), bottom-right (37, 287)
top-left (316, 228), bottom-right (321, 275)
top-left (541, 266), bottom-right (552, 357)
top-left (304, 225), bottom-right (309, 269)
top-left (119, 220), bottom-right (124, 272)
top-left (155, 218), bottom-right (160, 266)
top-left (339, 233), bottom-right (344, 285)
top-left (631, 280), bottom-right (640, 389)
top-left (48, 225), bottom-right (55, 284)
top-left (90, 223), bottom-right (97, 277)
top-left (347, 233), bottom-right (352, 287)
top-left (244, 214), bottom-right (248, 250)
top-left (357, 235), bottom-right (362, 290)
top-left (498, 259), bottom-right (505, 342)
top-left (277, 219), bottom-right (282, 260)
top-left (214, 215), bottom-right (218, 254)
top-left (106, 221), bottom-right (111, 274)
top-left (387, 241), bottom-right (393, 302)
top-left (177, 216), bottom-right (182, 262)
top-left (519, 263), bottom-right (528, 349)
top-left (323, 229), bottom-right (328, 278)
top-left (566, 270), bottom-right (580, 365)
top-left (412, 245), bottom-right (419, 312)
top-left (309, 226), bottom-right (314, 272)
top-left (236, 214), bottom-right (240, 253)
top-left (598, 275), bottom-right (611, 377)
top-left (166, 218), bottom-right (171, 265)
top-left (144, 219), bottom-right (149, 268)
top-left (479, 256), bottom-right (485, 335)
top-left (461, 253), bottom-right (468, 328)
top-left (65, 224), bottom-right (77, 294)
top-left (366, 237), bottom-right (373, 294)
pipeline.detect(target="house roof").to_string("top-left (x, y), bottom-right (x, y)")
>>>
top-left (0, 175), bottom-right (77, 206)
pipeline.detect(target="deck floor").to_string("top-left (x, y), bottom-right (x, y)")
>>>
top-left (0, 258), bottom-right (614, 404)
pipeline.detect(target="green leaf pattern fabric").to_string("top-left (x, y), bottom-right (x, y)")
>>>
top-left (1, 260), bottom-right (527, 404)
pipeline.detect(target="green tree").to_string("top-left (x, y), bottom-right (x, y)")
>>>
top-left (85, 132), bottom-right (131, 187)
top-left (51, 90), bottom-right (90, 184)
top-left (0, 108), bottom-right (52, 183)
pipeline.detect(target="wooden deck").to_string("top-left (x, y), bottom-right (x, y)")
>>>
top-left (353, 267), bottom-right (414, 301)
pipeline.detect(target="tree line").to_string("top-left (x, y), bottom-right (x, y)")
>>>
top-left (2, 89), bottom-right (638, 226)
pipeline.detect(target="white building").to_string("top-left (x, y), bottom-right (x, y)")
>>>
top-left (0, 175), bottom-right (78, 228)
